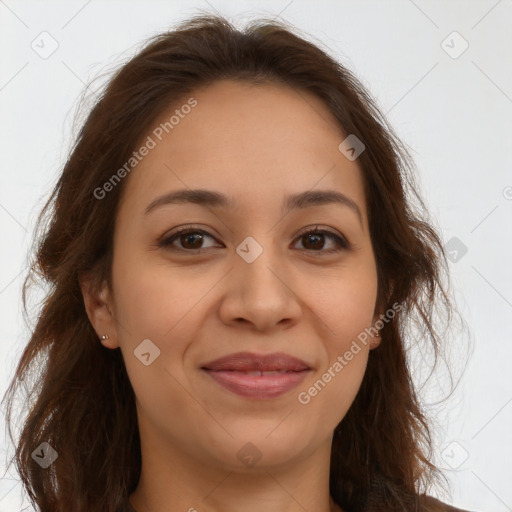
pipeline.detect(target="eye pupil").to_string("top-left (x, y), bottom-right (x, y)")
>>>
top-left (181, 233), bottom-right (203, 249)
top-left (303, 233), bottom-right (324, 250)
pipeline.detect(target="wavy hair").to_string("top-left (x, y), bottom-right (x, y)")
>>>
top-left (2, 12), bottom-right (465, 512)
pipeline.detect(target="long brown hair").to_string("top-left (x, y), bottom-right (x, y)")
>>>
top-left (2, 12), bottom-right (463, 512)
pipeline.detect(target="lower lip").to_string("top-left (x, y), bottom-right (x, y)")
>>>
top-left (202, 369), bottom-right (310, 399)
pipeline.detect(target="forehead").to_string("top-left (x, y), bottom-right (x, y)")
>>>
top-left (118, 79), bottom-right (367, 221)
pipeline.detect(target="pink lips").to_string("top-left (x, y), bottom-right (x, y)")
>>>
top-left (201, 351), bottom-right (311, 399)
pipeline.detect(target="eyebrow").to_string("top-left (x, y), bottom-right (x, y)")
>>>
top-left (144, 188), bottom-right (363, 226)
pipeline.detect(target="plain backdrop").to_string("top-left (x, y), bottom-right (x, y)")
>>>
top-left (1, 1), bottom-right (511, 511)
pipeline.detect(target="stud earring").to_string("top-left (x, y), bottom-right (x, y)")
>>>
top-left (101, 334), bottom-right (109, 340)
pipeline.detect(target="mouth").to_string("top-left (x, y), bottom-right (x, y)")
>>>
top-left (200, 351), bottom-right (312, 399)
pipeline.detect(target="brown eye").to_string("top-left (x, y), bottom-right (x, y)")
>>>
top-left (301, 232), bottom-right (325, 250)
top-left (294, 228), bottom-right (350, 253)
top-left (159, 228), bottom-right (220, 252)
top-left (177, 232), bottom-right (206, 250)
top-left (158, 225), bottom-right (350, 254)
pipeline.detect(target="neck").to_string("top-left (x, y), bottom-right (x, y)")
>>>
top-left (129, 428), bottom-right (343, 512)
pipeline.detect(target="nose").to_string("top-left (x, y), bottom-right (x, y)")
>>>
top-left (217, 240), bottom-right (302, 332)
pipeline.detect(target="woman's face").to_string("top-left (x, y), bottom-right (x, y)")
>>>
top-left (94, 79), bottom-right (380, 471)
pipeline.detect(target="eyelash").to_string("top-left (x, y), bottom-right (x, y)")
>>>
top-left (158, 224), bottom-right (351, 255)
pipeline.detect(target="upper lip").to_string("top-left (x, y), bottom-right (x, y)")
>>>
top-left (201, 351), bottom-right (311, 372)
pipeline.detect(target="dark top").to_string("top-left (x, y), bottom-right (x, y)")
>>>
top-left (120, 494), bottom-right (476, 512)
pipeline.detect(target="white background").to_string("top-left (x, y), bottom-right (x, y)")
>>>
top-left (1, 1), bottom-right (511, 511)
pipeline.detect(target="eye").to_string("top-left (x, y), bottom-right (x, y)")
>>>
top-left (293, 226), bottom-right (350, 253)
top-left (158, 225), bottom-right (350, 254)
top-left (158, 225), bottom-right (220, 252)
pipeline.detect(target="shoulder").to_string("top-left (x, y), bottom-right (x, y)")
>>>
top-left (357, 490), bottom-right (479, 512)
top-left (419, 494), bottom-right (478, 512)
top-left (118, 495), bottom-right (137, 512)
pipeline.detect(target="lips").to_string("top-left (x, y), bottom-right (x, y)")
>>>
top-left (201, 351), bottom-right (311, 372)
top-left (201, 352), bottom-right (312, 399)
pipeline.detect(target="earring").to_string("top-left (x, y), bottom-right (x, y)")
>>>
top-left (101, 334), bottom-right (109, 340)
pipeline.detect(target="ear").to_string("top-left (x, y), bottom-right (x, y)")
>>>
top-left (79, 272), bottom-right (119, 349)
top-left (368, 281), bottom-right (395, 350)
top-left (368, 312), bottom-right (383, 350)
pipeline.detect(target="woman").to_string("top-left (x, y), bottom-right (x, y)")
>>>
top-left (2, 13), bottom-right (474, 512)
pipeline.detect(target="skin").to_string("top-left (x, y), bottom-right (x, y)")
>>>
top-left (82, 79), bottom-right (382, 512)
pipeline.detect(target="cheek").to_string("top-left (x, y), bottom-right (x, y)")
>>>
top-left (111, 257), bottom-right (205, 420)
top-left (288, 261), bottom-right (375, 395)
top-left (306, 258), bottom-right (378, 347)
top-left (295, 289), bottom-right (374, 433)
top-left (112, 250), bottom-right (212, 339)
top-left (109, 253), bottom-right (197, 391)
top-left (300, 258), bottom-right (377, 409)
top-left (297, 349), bottom-right (368, 433)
